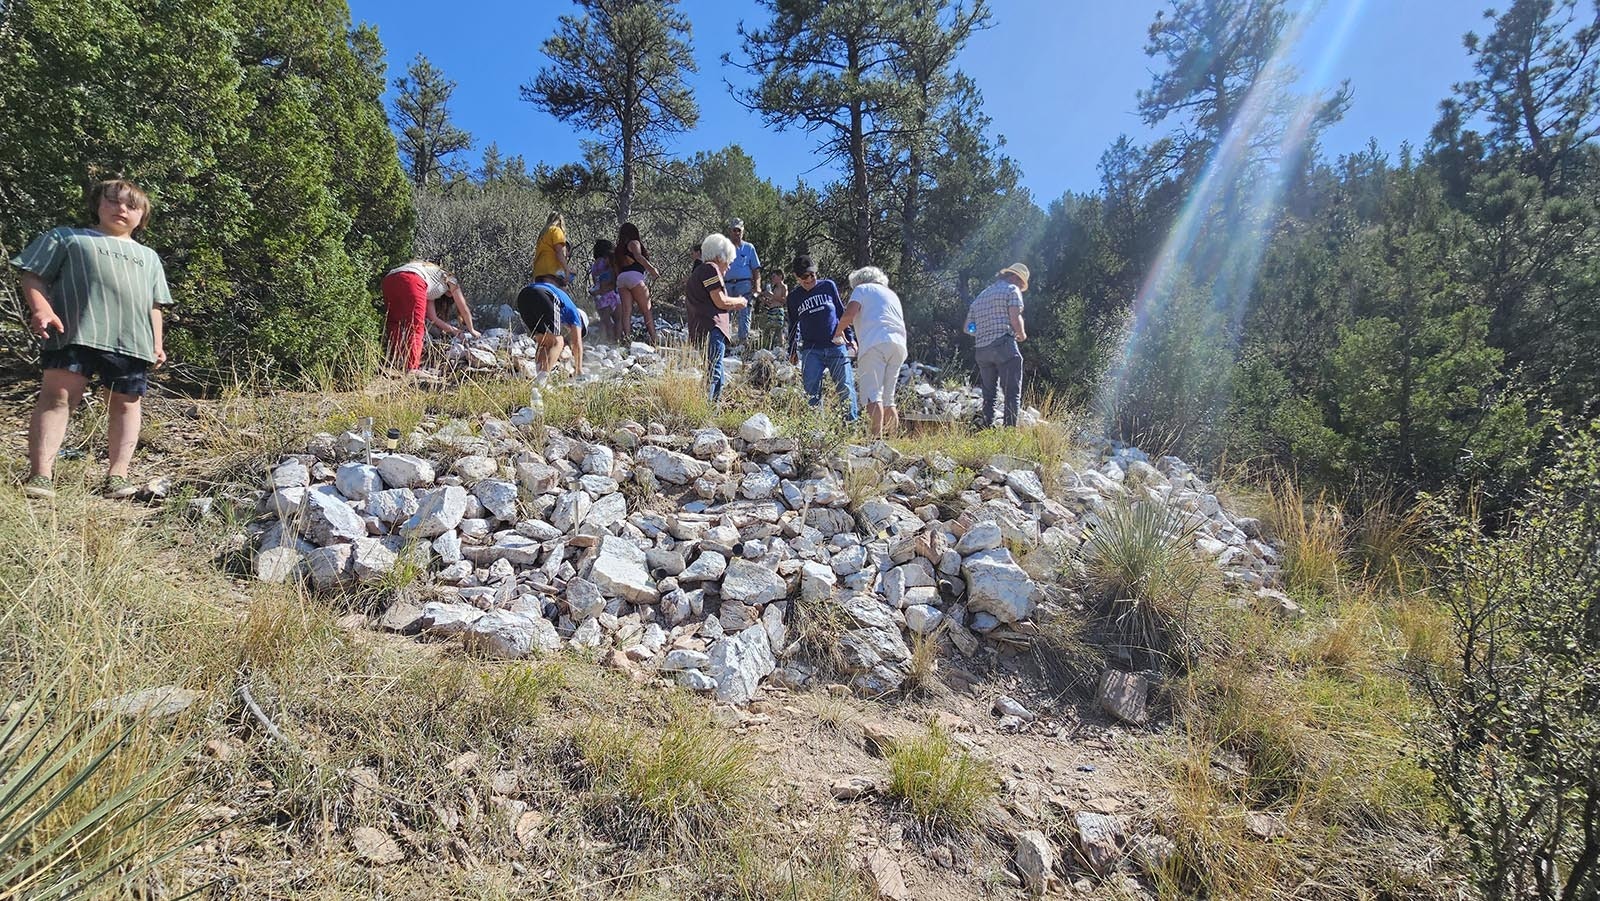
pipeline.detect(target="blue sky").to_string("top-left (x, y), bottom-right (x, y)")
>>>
top-left (347, 0), bottom-right (1486, 202)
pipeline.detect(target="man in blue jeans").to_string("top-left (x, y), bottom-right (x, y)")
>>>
top-left (785, 254), bottom-right (859, 421)
top-left (723, 218), bottom-right (762, 345)
top-left (965, 262), bottom-right (1029, 427)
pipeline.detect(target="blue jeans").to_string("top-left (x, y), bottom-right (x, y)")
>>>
top-left (706, 329), bottom-right (729, 401)
top-left (976, 334), bottom-right (1023, 427)
top-left (801, 345), bottom-right (859, 421)
top-left (734, 301), bottom-right (752, 344)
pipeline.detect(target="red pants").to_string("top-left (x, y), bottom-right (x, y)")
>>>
top-left (382, 271), bottom-right (428, 370)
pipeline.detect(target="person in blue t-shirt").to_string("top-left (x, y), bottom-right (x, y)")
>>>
top-left (517, 276), bottom-right (587, 378)
top-left (784, 254), bottom-right (858, 421)
top-left (723, 218), bottom-right (762, 345)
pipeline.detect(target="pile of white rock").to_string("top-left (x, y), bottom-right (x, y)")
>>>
top-left (247, 404), bottom-right (1286, 708)
top-left (902, 379), bottom-right (1046, 427)
top-left (434, 331), bottom-right (694, 383)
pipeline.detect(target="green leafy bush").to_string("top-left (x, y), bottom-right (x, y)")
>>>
top-left (1421, 420), bottom-right (1600, 900)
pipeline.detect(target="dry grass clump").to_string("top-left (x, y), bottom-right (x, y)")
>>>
top-left (900, 631), bottom-right (943, 697)
top-left (1031, 606), bottom-right (1104, 697)
top-left (1348, 493), bottom-right (1426, 588)
top-left (1262, 479), bottom-right (1345, 599)
top-left (573, 708), bottom-right (760, 845)
top-left (0, 491), bottom-right (234, 896)
top-left (789, 592), bottom-right (853, 678)
top-left (885, 725), bottom-right (996, 834)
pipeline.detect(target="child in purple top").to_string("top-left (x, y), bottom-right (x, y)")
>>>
top-left (588, 239), bottom-right (621, 343)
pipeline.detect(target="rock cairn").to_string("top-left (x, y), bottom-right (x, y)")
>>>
top-left (248, 401), bottom-right (1285, 706)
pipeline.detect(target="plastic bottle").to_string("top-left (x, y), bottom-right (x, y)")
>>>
top-left (529, 385), bottom-right (546, 420)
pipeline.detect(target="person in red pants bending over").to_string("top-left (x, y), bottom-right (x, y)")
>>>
top-left (380, 260), bottom-right (476, 372)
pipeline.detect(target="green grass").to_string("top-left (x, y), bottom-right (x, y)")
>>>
top-left (890, 418), bottom-right (1080, 476)
top-left (1262, 478), bottom-right (1345, 600)
top-left (1145, 487), bottom-right (1462, 900)
top-left (574, 706), bottom-right (760, 843)
top-left (885, 725), bottom-right (996, 834)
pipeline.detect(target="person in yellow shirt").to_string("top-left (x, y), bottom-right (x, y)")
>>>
top-left (532, 212), bottom-right (573, 285)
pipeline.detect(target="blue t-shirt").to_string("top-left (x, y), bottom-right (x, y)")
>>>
top-left (528, 283), bottom-right (583, 327)
top-left (725, 241), bottom-right (761, 293)
top-left (786, 278), bottom-right (849, 353)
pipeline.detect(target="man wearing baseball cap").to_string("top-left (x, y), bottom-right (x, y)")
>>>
top-left (723, 217), bottom-right (762, 346)
top-left (965, 262), bottom-right (1029, 427)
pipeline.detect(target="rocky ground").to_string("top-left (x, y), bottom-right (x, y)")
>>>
top-left (216, 334), bottom-right (1303, 895)
top-left (2, 335), bottom-right (1447, 899)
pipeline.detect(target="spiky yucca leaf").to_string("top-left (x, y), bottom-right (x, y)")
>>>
top-left (0, 689), bottom-right (203, 900)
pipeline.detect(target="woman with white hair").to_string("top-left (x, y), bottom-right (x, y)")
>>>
top-left (832, 266), bottom-right (907, 438)
top-left (684, 233), bottom-right (748, 400)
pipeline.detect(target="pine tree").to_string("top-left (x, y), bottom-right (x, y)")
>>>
top-left (732, 0), bottom-right (925, 266)
top-left (392, 53), bottom-right (473, 187)
top-left (523, 0), bottom-right (698, 223)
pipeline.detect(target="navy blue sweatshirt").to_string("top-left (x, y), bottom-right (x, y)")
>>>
top-left (786, 278), bottom-right (853, 354)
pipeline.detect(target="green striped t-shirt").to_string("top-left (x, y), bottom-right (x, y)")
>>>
top-left (11, 227), bottom-right (173, 363)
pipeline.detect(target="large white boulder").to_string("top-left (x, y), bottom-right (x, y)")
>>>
top-left (961, 547), bottom-right (1036, 623)
top-left (377, 454), bottom-right (436, 489)
top-left (705, 624), bottom-right (776, 705)
top-left (738, 413), bottom-right (778, 442)
top-left (635, 446), bottom-right (708, 484)
top-left (463, 611), bottom-right (560, 658)
top-left (472, 479), bottom-right (520, 522)
top-left (402, 486), bottom-right (469, 538)
top-left (334, 462), bottom-right (382, 500)
top-left (721, 559), bottom-right (787, 605)
top-left (301, 490), bottom-right (366, 545)
top-left (589, 536), bottom-right (659, 604)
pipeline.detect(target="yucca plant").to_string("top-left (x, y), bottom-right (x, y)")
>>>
top-left (1, 689), bottom-right (203, 900)
top-left (1081, 501), bottom-right (1214, 670)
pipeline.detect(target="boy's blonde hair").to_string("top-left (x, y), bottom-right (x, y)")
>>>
top-left (544, 211), bottom-right (565, 230)
top-left (88, 179), bottom-right (152, 237)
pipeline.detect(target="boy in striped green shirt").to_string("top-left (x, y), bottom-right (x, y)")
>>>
top-left (13, 179), bottom-right (173, 499)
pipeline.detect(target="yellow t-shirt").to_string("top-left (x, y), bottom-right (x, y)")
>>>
top-left (533, 225), bottom-right (568, 279)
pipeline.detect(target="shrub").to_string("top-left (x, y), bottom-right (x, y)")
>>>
top-left (1420, 421), bottom-right (1600, 900)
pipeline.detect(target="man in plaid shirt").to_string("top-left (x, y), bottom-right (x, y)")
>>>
top-left (965, 263), bottom-right (1030, 427)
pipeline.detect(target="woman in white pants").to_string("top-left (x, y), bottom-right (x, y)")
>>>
top-left (833, 266), bottom-right (907, 439)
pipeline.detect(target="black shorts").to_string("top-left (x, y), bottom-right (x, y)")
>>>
top-left (41, 344), bottom-right (151, 397)
top-left (516, 285), bottom-right (559, 335)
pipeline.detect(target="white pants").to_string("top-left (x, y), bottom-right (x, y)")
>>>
top-left (855, 341), bottom-right (907, 408)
